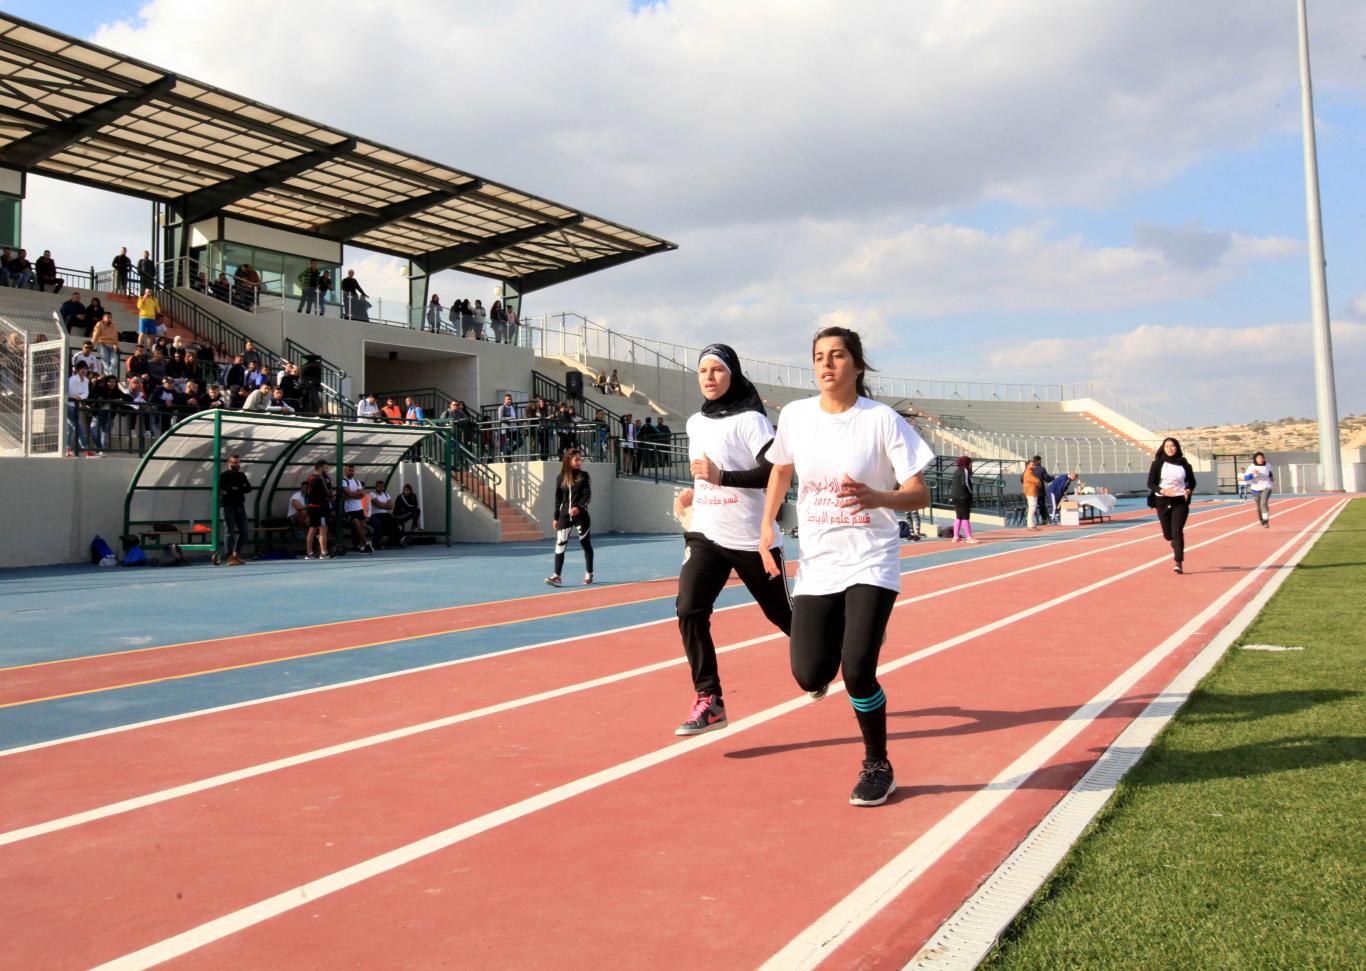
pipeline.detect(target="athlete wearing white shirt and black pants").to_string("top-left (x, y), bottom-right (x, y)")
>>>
top-left (673, 344), bottom-right (793, 736)
top-left (760, 327), bottom-right (935, 806)
top-left (1243, 451), bottom-right (1274, 528)
top-left (1147, 437), bottom-right (1196, 574)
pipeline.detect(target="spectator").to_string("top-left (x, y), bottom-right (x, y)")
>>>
top-left (243, 360), bottom-right (266, 389)
top-left (296, 259), bottom-right (321, 314)
top-left (316, 270), bottom-right (333, 316)
top-left (111, 247), bottom-right (133, 293)
top-left (66, 360), bottom-right (92, 456)
top-left (1022, 456), bottom-right (1045, 532)
top-left (126, 345), bottom-right (150, 381)
top-left (556, 402), bottom-right (577, 456)
top-left (620, 412), bottom-right (636, 473)
top-left (606, 369), bottom-right (622, 395)
top-left (277, 362), bottom-right (302, 408)
top-left (71, 340), bottom-right (101, 376)
top-left (525, 395), bottom-right (552, 459)
top-left (302, 459), bottom-right (333, 559)
top-left (10, 248), bottom-right (35, 289)
top-left (356, 391), bottom-right (380, 421)
top-left (146, 349), bottom-right (168, 386)
top-left (59, 292), bottom-right (89, 336)
top-left (0, 246), bottom-right (13, 286)
top-left (490, 299), bottom-right (506, 343)
top-left (136, 250), bottom-right (156, 291)
top-left (425, 294), bottom-right (444, 333)
top-left (35, 250), bottom-right (62, 292)
top-left (340, 270), bottom-right (367, 320)
top-left (472, 299), bottom-right (486, 337)
top-left (268, 388), bottom-right (295, 413)
top-left (239, 339), bottom-right (261, 370)
top-left (166, 349), bottom-right (189, 387)
top-left (86, 294), bottom-right (108, 327)
top-left (460, 299), bottom-right (478, 339)
top-left (497, 393), bottom-right (520, 456)
top-left (152, 375), bottom-right (183, 428)
top-left (233, 263), bottom-right (260, 309)
top-left (451, 399), bottom-right (479, 450)
top-left (210, 272), bottom-right (231, 303)
top-left (404, 396), bottom-right (426, 424)
top-left (288, 483), bottom-right (309, 530)
top-left (219, 452), bottom-right (252, 566)
top-left (89, 374), bottom-right (126, 451)
top-left (136, 288), bottom-right (159, 350)
top-left (340, 463), bottom-right (373, 554)
top-left (594, 371), bottom-right (607, 393)
top-left (368, 479), bottom-right (397, 549)
top-left (227, 384), bottom-right (250, 410)
top-left (192, 271), bottom-right (208, 293)
top-left (392, 482), bottom-right (420, 534)
top-left (203, 384), bottom-right (228, 410)
top-left (381, 397), bottom-right (403, 424)
top-left (506, 302), bottom-right (519, 346)
top-left (243, 382), bottom-right (273, 412)
top-left (224, 354), bottom-right (246, 390)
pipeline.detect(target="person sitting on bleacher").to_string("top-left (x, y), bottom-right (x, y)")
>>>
top-left (9, 248), bottom-right (35, 289)
top-left (392, 483), bottom-right (420, 535)
top-left (288, 484), bottom-right (310, 530)
top-left (243, 383), bottom-right (273, 412)
top-left (268, 388), bottom-right (295, 414)
top-left (606, 369), bottom-right (622, 395)
top-left (203, 384), bottom-right (228, 410)
top-left (59, 292), bottom-right (89, 336)
top-left (35, 250), bottom-right (62, 293)
top-left (243, 360), bottom-right (266, 390)
top-left (224, 354), bottom-right (246, 390)
top-left (368, 479), bottom-right (397, 549)
top-left (152, 376), bottom-right (183, 434)
top-left (125, 345), bottom-right (149, 381)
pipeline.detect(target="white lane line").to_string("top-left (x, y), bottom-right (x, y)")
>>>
top-left (0, 500), bottom-right (1286, 845)
top-left (902, 498), bottom-right (1347, 971)
top-left (761, 499), bottom-right (1342, 970)
top-left (2, 498), bottom-right (1270, 760)
top-left (88, 502), bottom-right (1314, 971)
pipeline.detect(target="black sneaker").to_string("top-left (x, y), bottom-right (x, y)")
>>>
top-left (304, 553), bottom-right (320, 560)
top-left (1174, 562), bottom-right (1184, 575)
top-left (675, 693), bottom-right (727, 736)
top-left (808, 683), bottom-right (829, 701)
top-left (849, 759), bottom-right (896, 806)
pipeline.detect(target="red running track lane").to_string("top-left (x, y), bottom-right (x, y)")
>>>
top-left (0, 498), bottom-right (1322, 968)
top-left (0, 500), bottom-right (1256, 836)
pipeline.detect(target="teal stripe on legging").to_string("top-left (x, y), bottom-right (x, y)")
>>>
top-left (849, 688), bottom-right (886, 712)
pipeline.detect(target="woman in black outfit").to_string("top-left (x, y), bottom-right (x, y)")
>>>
top-left (949, 455), bottom-right (979, 544)
top-left (546, 447), bottom-right (594, 586)
top-left (1147, 437), bottom-right (1196, 574)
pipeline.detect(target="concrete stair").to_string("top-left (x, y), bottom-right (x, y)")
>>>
top-left (497, 504), bottom-right (544, 542)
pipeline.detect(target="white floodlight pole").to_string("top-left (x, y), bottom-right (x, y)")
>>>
top-left (1297, 0), bottom-right (1343, 491)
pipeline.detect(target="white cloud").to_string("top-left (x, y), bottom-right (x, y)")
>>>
top-left (978, 320), bottom-right (1366, 425)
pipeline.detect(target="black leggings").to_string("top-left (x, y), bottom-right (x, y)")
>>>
top-left (1155, 497), bottom-right (1190, 563)
top-left (790, 584), bottom-right (897, 761)
top-left (676, 532), bottom-right (792, 698)
top-left (553, 514), bottom-right (593, 575)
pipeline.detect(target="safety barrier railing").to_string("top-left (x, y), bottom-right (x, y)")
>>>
top-left (530, 370), bottom-right (630, 428)
top-left (921, 456), bottom-right (1015, 519)
top-left (469, 414), bottom-right (610, 464)
top-left (616, 432), bottom-right (690, 484)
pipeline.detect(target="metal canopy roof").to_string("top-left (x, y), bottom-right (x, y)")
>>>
top-left (0, 15), bottom-right (675, 291)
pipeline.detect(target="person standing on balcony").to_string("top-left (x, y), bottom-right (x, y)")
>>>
top-left (317, 271), bottom-right (333, 316)
top-left (1147, 437), bottom-right (1196, 574)
top-left (473, 299), bottom-right (487, 339)
top-left (425, 294), bottom-right (444, 333)
top-left (112, 247), bottom-right (133, 294)
top-left (758, 326), bottom-right (935, 807)
top-left (672, 343), bottom-right (792, 737)
top-left (490, 300), bottom-right (507, 343)
top-left (136, 288), bottom-right (160, 351)
top-left (545, 447), bottom-right (594, 587)
top-left (136, 250), bottom-right (156, 292)
top-left (506, 302), bottom-right (519, 346)
top-left (1243, 452), bottom-right (1274, 528)
top-left (296, 260), bottom-right (320, 314)
top-left (340, 269), bottom-right (367, 320)
top-left (950, 456), bottom-right (980, 544)
top-left (497, 393), bottom-right (521, 456)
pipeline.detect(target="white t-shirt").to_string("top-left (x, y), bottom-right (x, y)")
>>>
top-left (357, 399), bottom-right (380, 420)
top-left (1244, 463), bottom-right (1273, 492)
top-left (686, 409), bottom-right (777, 551)
top-left (289, 490), bottom-right (307, 514)
top-left (67, 374), bottom-right (90, 400)
top-left (1158, 462), bottom-right (1187, 494)
top-left (769, 396), bottom-right (935, 596)
top-left (342, 477), bottom-right (364, 513)
top-left (369, 490), bottom-right (392, 516)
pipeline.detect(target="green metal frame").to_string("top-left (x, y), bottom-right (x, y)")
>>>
top-left (123, 411), bottom-right (455, 555)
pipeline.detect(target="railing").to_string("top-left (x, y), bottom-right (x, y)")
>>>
top-left (530, 370), bottom-right (630, 428)
top-left (470, 414), bottom-right (611, 464)
top-left (283, 339), bottom-right (353, 417)
top-left (617, 432), bottom-right (690, 484)
top-left (921, 456), bottom-right (1015, 519)
top-left (408, 420), bottom-right (501, 519)
top-left (372, 387), bottom-right (458, 417)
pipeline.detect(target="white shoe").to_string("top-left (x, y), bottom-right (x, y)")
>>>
top-left (583, 573), bottom-right (594, 585)
top-left (965, 537), bottom-right (980, 545)
top-left (808, 683), bottom-right (829, 701)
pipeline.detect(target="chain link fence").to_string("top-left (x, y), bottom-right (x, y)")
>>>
top-left (25, 336), bottom-right (67, 455)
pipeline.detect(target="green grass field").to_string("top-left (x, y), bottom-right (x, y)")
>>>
top-left (983, 497), bottom-right (1366, 970)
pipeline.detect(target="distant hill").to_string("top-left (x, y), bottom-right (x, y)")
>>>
top-left (1168, 415), bottom-right (1366, 453)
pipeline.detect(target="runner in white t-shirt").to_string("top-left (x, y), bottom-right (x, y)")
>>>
top-left (760, 327), bottom-right (935, 807)
top-left (340, 464), bottom-right (373, 554)
top-left (671, 344), bottom-right (793, 737)
top-left (1243, 451), bottom-right (1274, 528)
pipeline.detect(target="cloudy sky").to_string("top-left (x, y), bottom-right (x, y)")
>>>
top-left (12, 0), bottom-right (1366, 425)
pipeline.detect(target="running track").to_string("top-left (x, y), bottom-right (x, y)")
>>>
top-left (0, 496), bottom-right (1347, 969)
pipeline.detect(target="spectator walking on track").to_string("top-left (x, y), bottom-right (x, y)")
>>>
top-left (545, 447), bottom-right (594, 587)
top-left (672, 343), bottom-right (792, 737)
top-left (950, 455), bottom-right (979, 544)
top-left (759, 326), bottom-right (934, 807)
top-left (1148, 437), bottom-right (1196, 574)
top-left (1244, 451), bottom-right (1274, 528)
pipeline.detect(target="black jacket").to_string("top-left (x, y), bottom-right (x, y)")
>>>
top-left (553, 470), bottom-right (592, 526)
top-left (1147, 456), bottom-right (1196, 503)
top-left (219, 469), bottom-right (253, 508)
top-left (949, 466), bottom-right (973, 504)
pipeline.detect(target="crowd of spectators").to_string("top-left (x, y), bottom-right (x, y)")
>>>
top-left (0, 246), bottom-right (69, 292)
top-left (418, 295), bottom-right (520, 344)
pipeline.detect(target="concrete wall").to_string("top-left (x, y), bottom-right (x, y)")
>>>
top-left (0, 455), bottom-right (140, 568)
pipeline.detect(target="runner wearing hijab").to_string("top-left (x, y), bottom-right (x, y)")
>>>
top-left (1243, 451), bottom-right (1274, 528)
top-left (546, 447), bottom-right (594, 586)
top-left (1147, 437), bottom-right (1196, 574)
top-left (673, 344), bottom-right (793, 736)
top-left (760, 326), bottom-right (935, 806)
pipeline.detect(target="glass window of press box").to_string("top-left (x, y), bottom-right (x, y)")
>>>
top-left (189, 241), bottom-right (339, 301)
top-left (0, 196), bottom-right (20, 250)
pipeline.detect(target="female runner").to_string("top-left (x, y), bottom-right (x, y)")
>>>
top-left (546, 447), bottom-right (594, 586)
top-left (672, 344), bottom-right (793, 736)
top-left (759, 327), bottom-right (934, 806)
top-left (1147, 437), bottom-right (1196, 574)
top-left (1243, 451), bottom-right (1274, 528)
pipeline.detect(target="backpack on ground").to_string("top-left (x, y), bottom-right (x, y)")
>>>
top-left (122, 546), bottom-right (148, 567)
top-left (90, 535), bottom-right (116, 565)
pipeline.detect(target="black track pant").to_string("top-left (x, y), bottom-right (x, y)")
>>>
top-left (677, 532), bottom-right (792, 698)
top-left (1155, 497), bottom-right (1190, 563)
top-left (553, 514), bottom-right (593, 575)
top-left (790, 584), bottom-right (897, 761)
